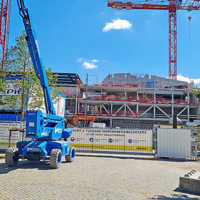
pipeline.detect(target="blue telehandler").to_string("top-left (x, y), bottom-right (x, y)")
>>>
top-left (5, 0), bottom-right (75, 169)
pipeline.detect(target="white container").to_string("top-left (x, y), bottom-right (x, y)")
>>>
top-left (28, 95), bottom-right (65, 117)
top-left (156, 128), bottom-right (195, 159)
top-left (91, 123), bottom-right (106, 128)
top-left (53, 96), bottom-right (65, 117)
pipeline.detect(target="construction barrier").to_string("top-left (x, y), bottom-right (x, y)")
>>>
top-left (0, 122), bottom-right (22, 150)
top-left (69, 128), bottom-right (153, 154)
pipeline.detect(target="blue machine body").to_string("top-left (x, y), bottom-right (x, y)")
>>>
top-left (17, 140), bottom-right (71, 161)
top-left (16, 109), bottom-right (73, 161)
top-left (25, 110), bottom-right (72, 140)
top-left (14, 0), bottom-right (74, 164)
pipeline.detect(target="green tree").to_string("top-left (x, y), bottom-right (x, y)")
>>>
top-left (0, 52), bottom-right (19, 109)
top-left (2, 31), bottom-right (62, 113)
top-left (192, 89), bottom-right (200, 102)
top-left (0, 76), bottom-right (6, 105)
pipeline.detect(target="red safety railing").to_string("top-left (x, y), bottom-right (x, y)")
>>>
top-left (95, 83), bottom-right (139, 88)
top-left (92, 95), bottom-right (199, 106)
top-left (66, 112), bottom-right (140, 118)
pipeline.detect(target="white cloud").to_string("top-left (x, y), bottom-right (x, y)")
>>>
top-left (82, 61), bottom-right (98, 69)
top-left (77, 58), bottom-right (99, 69)
top-left (91, 59), bottom-right (99, 63)
top-left (103, 19), bottom-right (132, 32)
top-left (77, 57), bottom-right (84, 63)
top-left (177, 75), bottom-right (200, 85)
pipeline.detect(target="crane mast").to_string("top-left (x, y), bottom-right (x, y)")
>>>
top-left (16, 0), bottom-right (55, 115)
top-left (0, 0), bottom-right (10, 74)
top-left (108, 0), bottom-right (200, 80)
top-left (169, 5), bottom-right (177, 80)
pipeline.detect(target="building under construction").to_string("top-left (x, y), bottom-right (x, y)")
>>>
top-left (58, 73), bottom-right (199, 129)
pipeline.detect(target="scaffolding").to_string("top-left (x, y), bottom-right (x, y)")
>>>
top-left (64, 73), bottom-right (199, 129)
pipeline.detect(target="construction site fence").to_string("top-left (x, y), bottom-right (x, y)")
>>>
top-left (69, 128), bottom-right (154, 154)
top-left (0, 122), bottom-right (199, 159)
top-left (0, 122), bottom-right (23, 150)
top-left (0, 123), bottom-right (154, 154)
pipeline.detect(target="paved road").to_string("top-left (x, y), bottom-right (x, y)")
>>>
top-left (1, 153), bottom-right (200, 200)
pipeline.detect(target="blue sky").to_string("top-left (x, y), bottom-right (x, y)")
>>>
top-left (9, 0), bottom-right (200, 84)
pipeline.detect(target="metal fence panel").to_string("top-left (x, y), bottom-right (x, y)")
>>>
top-left (0, 122), bottom-right (22, 150)
top-left (124, 129), bottom-right (152, 152)
top-left (70, 128), bottom-right (153, 154)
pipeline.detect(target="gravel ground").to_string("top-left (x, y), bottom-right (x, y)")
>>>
top-left (1, 153), bottom-right (200, 200)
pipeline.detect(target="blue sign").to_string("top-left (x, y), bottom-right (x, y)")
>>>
top-left (108, 138), bottom-right (113, 143)
top-left (89, 138), bottom-right (94, 142)
top-left (71, 137), bottom-right (75, 142)
top-left (128, 139), bottom-right (132, 144)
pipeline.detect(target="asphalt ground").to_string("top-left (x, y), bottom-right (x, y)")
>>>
top-left (1, 153), bottom-right (200, 200)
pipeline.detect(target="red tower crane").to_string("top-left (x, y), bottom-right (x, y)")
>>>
top-left (108, 0), bottom-right (200, 80)
top-left (0, 0), bottom-right (10, 74)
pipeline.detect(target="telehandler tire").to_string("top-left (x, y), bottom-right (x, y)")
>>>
top-left (50, 149), bottom-right (62, 169)
top-left (65, 146), bottom-right (75, 162)
top-left (5, 147), bottom-right (19, 167)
